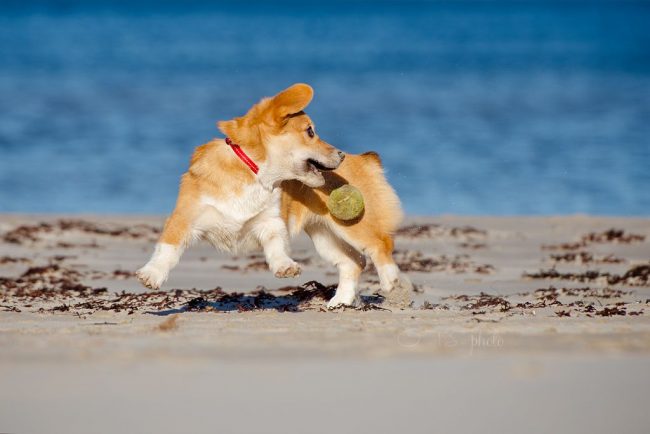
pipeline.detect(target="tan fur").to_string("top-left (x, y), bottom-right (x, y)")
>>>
top-left (281, 153), bottom-right (403, 264)
top-left (159, 139), bottom-right (256, 246)
top-left (137, 83), bottom-right (411, 307)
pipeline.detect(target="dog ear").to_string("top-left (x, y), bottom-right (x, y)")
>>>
top-left (218, 116), bottom-right (260, 146)
top-left (217, 118), bottom-right (240, 140)
top-left (271, 83), bottom-right (314, 119)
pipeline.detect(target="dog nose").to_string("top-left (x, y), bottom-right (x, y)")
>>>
top-left (338, 151), bottom-right (345, 161)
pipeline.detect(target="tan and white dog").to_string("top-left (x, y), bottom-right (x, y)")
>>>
top-left (136, 83), bottom-right (411, 307)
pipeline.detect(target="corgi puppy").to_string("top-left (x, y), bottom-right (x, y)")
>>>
top-left (136, 83), bottom-right (412, 308)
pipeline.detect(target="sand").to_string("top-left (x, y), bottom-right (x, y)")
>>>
top-left (1, 214), bottom-right (649, 433)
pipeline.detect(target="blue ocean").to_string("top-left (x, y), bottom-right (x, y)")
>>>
top-left (1, 0), bottom-right (649, 215)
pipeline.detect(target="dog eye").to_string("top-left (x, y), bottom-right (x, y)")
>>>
top-left (306, 126), bottom-right (315, 138)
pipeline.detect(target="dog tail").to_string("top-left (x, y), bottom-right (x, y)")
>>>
top-left (357, 151), bottom-right (404, 234)
top-left (361, 151), bottom-right (382, 166)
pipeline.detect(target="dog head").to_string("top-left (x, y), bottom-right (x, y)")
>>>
top-left (218, 83), bottom-right (344, 187)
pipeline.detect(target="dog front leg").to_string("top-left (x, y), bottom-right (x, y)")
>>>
top-left (136, 209), bottom-right (191, 289)
top-left (253, 217), bottom-right (301, 278)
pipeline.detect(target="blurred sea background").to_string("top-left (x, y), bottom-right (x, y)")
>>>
top-left (0, 0), bottom-right (648, 215)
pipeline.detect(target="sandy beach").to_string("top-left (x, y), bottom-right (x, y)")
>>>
top-left (1, 214), bottom-right (649, 433)
top-left (3, 1), bottom-right (649, 432)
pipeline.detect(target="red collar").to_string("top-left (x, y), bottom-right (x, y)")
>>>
top-left (225, 137), bottom-right (259, 174)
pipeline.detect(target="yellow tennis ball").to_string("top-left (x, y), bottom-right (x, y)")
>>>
top-left (327, 185), bottom-right (365, 220)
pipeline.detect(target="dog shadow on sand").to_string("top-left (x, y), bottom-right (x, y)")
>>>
top-left (147, 281), bottom-right (389, 315)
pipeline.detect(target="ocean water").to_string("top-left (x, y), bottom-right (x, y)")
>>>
top-left (1, 1), bottom-right (649, 215)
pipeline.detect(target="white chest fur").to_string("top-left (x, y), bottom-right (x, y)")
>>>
top-left (195, 183), bottom-right (281, 252)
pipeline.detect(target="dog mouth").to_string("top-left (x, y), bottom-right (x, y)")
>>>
top-left (307, 158), bottom-right (337, 172)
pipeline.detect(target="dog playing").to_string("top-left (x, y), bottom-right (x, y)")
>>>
top-left (136, 83), bottom-right (412, 308)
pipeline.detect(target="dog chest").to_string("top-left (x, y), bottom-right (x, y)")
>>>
top-left (197, 184), bottom-right (280, 250)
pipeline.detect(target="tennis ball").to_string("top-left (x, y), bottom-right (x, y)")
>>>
top-left (327, 185), bottom-right (365, 220)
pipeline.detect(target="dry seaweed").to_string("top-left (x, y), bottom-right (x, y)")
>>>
top-left (222, 265), bottom-right (240, 271)
top-left (543, 228), bottom-right (645, 250)
top-left (420, 300), bottom-right (437, 310)
top-left (1, 270), bottom-right (396, 315)
top-left (49, 255), bottom-right (77, 262)
top-left (111, 269), bottom-right (134, 279)
top-left (523, 264), bottom-right (650, 287)
top-left (459, 242), bottom-right (487, 250)
top-left (366, 250), bottom-right (494, 274)
top-left (354, 304), bottom-right (392, 312)
top-left (582, 229), bottom-right (645, 244)
top-left (549, 251), bottom-right (624, 265)
top-left (0, 256), bottom-right (30, 265)
top-left (1, 219), bottom-right (160, 245)
top-left (396, 223), bottom-right (442, 237)
top-left (443, 292), bottom-right (512, 312)
top-left (185, 297), bottom-right (210, 311)
top-left (438, 284), bottom-right (647, 319)
top-left (461, 292), bottom-right (511, 312)
top-left (595, 306), bottom-right (627, 317)
top-left (241, 260), bottom-right (269, 272)
top-left (280, 280), bottom-right (337, 302)
top-left (2, 222), bottom-right (54, 243)
top-left (55, 241), bottom-right (102, 249)
top-left (396, 223), bottom-right (486, 239)
top-left (471, 317), bottom-right (502, 323)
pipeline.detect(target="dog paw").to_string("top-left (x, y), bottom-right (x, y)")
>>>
top-left (273, 260), bottom-right (301, 278)
top-left (136, 264), bottom-right (168, 290)
top-left (327, 292), bottom-right (361, 309)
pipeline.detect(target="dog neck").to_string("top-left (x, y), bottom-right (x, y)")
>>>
top-left (226, 137), bottom-right (258, 174)
top-left (225, 137), bottom-right (284, 191)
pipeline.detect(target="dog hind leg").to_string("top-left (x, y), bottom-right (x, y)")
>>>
top-left (365, 234), bottom-right (413, 306)
top-left (330, 224), bottom-right (413, 298)
top-left (306, 224), bottom-right (366, 308)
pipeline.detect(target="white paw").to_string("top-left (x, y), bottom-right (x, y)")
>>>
top-left (327, 292), bottom-right (361, 309)
top-left (272, 259), bottom-right (301, 278)
top-left (136, 264), bottom-right (168, 290)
